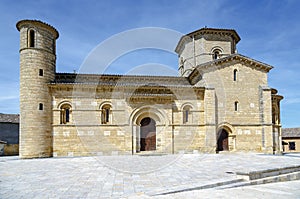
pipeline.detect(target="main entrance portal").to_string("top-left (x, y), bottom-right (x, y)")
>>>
top-left (217, 129), bottom-right (229, 151)
top-left (140, 117), bottom-right (156, 151)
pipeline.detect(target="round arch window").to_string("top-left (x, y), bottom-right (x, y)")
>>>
top-left (212, 49), bottom-right (222, 60)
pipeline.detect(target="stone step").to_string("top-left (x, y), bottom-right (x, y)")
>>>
top-left (236, 165), bottom-right (300, 180)
top-left (150, 179), bottom-right (245, 196)
top-left (218, 171), bottom-right (300, 189)
top-left (137, 151), bottom-right (168, 156)
top-left (247, 171), bottom-right (300, 186)
top-left (154, 166), bottom-right (300, 195)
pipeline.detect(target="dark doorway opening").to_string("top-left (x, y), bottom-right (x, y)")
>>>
top-left (217, 129), bottom-right (229, 151)
top-left (140, 117), bottom-right (156, 151)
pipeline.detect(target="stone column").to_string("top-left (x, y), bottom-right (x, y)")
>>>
top-left (204, 88), bottom-right (217, 153)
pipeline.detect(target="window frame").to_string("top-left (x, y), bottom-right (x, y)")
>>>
top-left (101, 104), bottom-right (112, 124)
top-left (182, 105), bottom-right (192, 124)
top-left (213, 51), bottom-right (220, 60)
top-left (234, 101), bottom-right (239, 111)
top-left (212, 48), bottom-right (222, 60)
top-left (233, 69), bottom-right (238, 81)
top-left (39, 103), bottom-right (43, 110)
top-left (289, 142), bottom-right (296, 150)
top-left (39, 69), bottom-right (44, 76)
top-left (60, 104), bottom-right (72, 124)
top-left (28, 29), bottom-right (35, 48)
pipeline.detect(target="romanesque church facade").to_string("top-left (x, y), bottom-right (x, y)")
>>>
top-left (17, 20), bottom-right (283, 158)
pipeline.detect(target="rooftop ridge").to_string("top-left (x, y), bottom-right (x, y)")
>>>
top-left (0, 113), bottom-right (20, 123)
top-left (55, 72), bottom-right (185, 79)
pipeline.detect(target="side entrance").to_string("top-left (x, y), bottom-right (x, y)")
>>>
top-left (217, 129), bottom-right (229, 151)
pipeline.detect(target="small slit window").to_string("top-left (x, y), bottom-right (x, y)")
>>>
top-left (39, 103), bottom-right (43, 110)
top-left (29, 29), bottom-right (35, 48)
top-left (39, 69), bottom-right (43, 76)
top-left (233, 69), bottom-right (238, 81)
top-left (234, 101), bottom-right (239, 111)
top-left (52, 39), bottom-right (56, 54)
top-left (183, 105), bottom-right (192, 124)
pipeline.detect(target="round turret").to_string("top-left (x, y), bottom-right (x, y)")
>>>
top-left (17, 20), bottom-right (59, 158)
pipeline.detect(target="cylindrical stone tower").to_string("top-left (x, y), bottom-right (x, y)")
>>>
top-left (17, 20), bottom-right (59, 158)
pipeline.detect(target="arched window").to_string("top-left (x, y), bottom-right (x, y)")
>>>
top-left (213, 51), bottom-right (219, 60)
top-left (183, 105), bottom-right (192, 123)
top-left (39, 69), bottom-right (43, 76)
top-left (29, 29), bottom-right (35, 47)
top-left (39, 103), bottom-right (43, 110)
top-left (60, 104), bottom-right (71, 124)
top-left (233, 69), bottom-right (238, 81)
top-left (212, 49), bottom-right (221, 60)
top-left (234, 101), bottom-right (239, 111)
top-left (101, 104), bottom-right (112, 124)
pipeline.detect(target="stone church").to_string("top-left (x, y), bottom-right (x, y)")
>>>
top-left (17, 19), bottom-right (283, 158)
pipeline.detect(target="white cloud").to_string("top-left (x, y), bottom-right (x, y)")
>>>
top-left (0, 96), bottom-right (18, 101)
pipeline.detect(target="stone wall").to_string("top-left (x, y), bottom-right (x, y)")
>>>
top-left (196, 62), bottom-right (273, 153)
top-left (51, 87), bottom-right (208, 156)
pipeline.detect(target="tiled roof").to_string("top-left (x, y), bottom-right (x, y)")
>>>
top-left (188, 54), bottom-right (273, 82)
top-left (51, 73), bottom-right (196, 88)
top-left (186, 27), bottom-right (241, 42)
top-left (0, 113), bottom-right (19, 123)
top-left (175, 27), bottom-right (241, 53)
top-left (282, 128), bottom-right (300, 138)
top-left (197, 54), bottom-right (273, 72)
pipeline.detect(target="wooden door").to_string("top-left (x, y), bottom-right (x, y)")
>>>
top-left (145, 132), bottom-right (156, 151)
top-left (217, 129), bottom-right (229, 151)
top-left (140, 117), bottom-right (156, 151)
top-left (222, 137), bottom-right (229, 151)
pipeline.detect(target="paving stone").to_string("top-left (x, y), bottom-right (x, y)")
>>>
top-left (1, 153), bottom-right (300, 198)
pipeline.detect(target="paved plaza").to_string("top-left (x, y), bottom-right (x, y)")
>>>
top-left (1, 153), bottom-right (300, 198)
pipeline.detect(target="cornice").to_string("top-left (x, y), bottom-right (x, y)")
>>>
top-left (16, 19), bottom-right (59, 39)
top-left (175, 27), bottom-right (240, 54)
top-left (188, 53), bottom-right (274, 83)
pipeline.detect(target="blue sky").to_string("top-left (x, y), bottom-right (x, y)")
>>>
top-left (0, 0), bottom-right (299, 127)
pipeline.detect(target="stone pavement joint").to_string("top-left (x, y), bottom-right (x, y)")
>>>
top-left (1, 153), bottom-right (300, 198)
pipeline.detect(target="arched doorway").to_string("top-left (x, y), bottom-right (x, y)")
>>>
top-left (140, 117), bottom-right (156, 151)
top-left (217, 129), bottom-right (229, 151)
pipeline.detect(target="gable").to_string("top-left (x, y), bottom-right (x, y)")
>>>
top-left (188, 54), bottom-right (273, 85)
